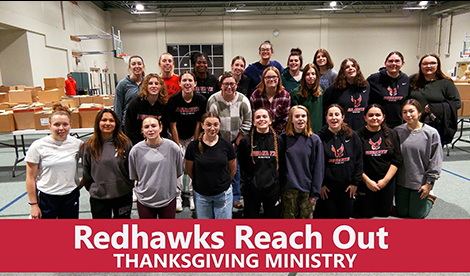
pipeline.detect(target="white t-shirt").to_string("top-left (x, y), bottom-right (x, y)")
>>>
top-left (25, 135), bottom-right (83, 195)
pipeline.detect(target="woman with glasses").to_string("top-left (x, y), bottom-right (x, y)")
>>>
top-left (250, 66), bottom-right (291, 135)
top-left (244, 40), bottom-right (284, 97)
top-left (409, 53), bottom-right (461, 145)
top-left (80, 109), bottom-right (134, 219)
top-left (184, 112), bottom-right (237, 219)
top-left (367, 51), bottom-right (410, 128)
top-left (206, 72), bottom-right (252, 209)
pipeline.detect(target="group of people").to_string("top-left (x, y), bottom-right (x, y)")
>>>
top-left (26, 40), bottom-right (462, 220)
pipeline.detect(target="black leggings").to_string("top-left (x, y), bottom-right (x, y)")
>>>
top-left (90, 192), bottom-right (133, 219)
top-left (356, 178), bottom-right (396, 218)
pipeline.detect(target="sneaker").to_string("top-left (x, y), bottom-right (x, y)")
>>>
top-left (233, 201), bottom-right (243, 208)
top-left (176, 198), bottom-right (183, 212)
top-left (189, 197), bottom-right (195, 211)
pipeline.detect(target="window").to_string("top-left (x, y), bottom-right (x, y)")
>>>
top-left (167, 44), bottom-right (224, 77)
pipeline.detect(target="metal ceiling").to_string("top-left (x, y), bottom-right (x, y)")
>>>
top-left (91, 1), bottom-right (470, 18)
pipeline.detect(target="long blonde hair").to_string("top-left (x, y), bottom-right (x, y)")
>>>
top-left (286, 105), bottom-right (313, 137)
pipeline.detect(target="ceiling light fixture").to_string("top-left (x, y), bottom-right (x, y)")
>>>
top-left (135, 3), bottom-right (144, 11)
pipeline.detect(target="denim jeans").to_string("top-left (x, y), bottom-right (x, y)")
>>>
top-left (232, 159), bottom-right (241, 202)
top-left (194, 186), bottom-right (233, 219)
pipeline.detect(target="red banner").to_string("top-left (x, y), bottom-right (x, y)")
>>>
top-left (0, 219), bottom-right (469, 273)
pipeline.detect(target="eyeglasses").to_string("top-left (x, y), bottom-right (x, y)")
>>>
top-left (264, 76), bottom-right (278, 80)
top-left (222, 82), bottom-right (236, 87)
top-left (422, 62), bottom-right (437, 67)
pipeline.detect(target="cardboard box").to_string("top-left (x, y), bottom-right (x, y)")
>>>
top-left (38, 89), bottom-right (63, 103)
top-left (102, 97), bottom-right (114, 106)
top-left (8, 90), bottom-right (33, 104)
top-left (34, 111), bottom-right (51, 130)
top-left (0, 93), bottom-right (8, 103)
top-left (79, 104), bottom-right (103, 128)
top-left (13, 106), bottom-right (44, 130)
top-left (456, 83), bottom-right (470, 101)
top-left (71, 109), bottom-right (80, 128)
top-left (44, 77), bottom-right (65, 89)
top-left (78, 95), bottom-right (94, 105)
top-left (461, 100), bottom-right (470, 117)
top-left (0, 111), bottom-right (16, 132)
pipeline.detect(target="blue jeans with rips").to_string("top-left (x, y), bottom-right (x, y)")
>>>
top-left (194, 186), bottom-right (233, 219)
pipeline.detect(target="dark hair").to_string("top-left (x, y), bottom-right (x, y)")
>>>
top-left (138, 73), bottom-right (168, 104)
top-left (364, 104), bottom-right (392, 149)
top-left (325, 104), bottom-right (353, 138)
top-left (259, 40), bottom-right (274, 52)
top-left (411, 53), bottom-right (451, 90)
top-left (180, 71), bottom-right (197, 82)
top-left (81, 109), bottom-right (131, 161)
top-left (287, 47), bottom-right (303, 69)
top-left (298, 63), bottom-right (321, 98)
top-left (251, 108), bottom-right (279, 170)
top-left (385, 51), bottom-right (405, 63)
top-left (198, 112), bottom-right (221, 154)
top-left (334, 58), bottom-right (368, 89)
top-left (313, 48), bottom-right (334, 70)
top-left (191, 52), bottom-right (210, 67)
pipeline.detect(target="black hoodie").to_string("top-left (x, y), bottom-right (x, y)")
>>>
top-left (317, 125), bottom-right (363, 191)
top-left (367, 67), bottom-right (410, 128)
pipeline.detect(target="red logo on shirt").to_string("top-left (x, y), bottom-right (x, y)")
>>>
top-left (331, 144), bottom-right (344, 158)
top-left (368, 137), bottom-right (382, 150)
top-left (351, 94), bottom-right (362, 107)
top-left (387, 86), bottom-right (397, 96)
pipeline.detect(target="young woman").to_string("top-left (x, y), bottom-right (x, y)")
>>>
top-left (281, 48), bottom-right (303, 94)
top-left (313, 49), bottom-right (338, 91)
top-left (291, 63), bottom-right (323, 133)
top-left (25, 104), bottom-right (83, 219)
top-left (167, 71), bottom-right (207, 212)
top-left (367, 51), bottom-right (410, 128)
top-left (394, 99), bottom-right (443, 219)
top-left (231, 55), bottom-right (251, 97)
top-left (356, 104), bottom-right (402, 218)
top-left (323, 58), bottom-right (370, 130)
top-left (184, 112), bottom-right (237, 219)
top-left (192, 51), bottom-right (219, 100)
top-left (244, 40), bottom-right (285, 97)
top-left (207, 71), bottom-right (252, 209)
top-left (114, 55), bottom-right (145, 129)
top-left (128, 116), bottom-right (183, 219)
top-left (281, 105), bottom-right (324, 219)
top-left (410, 53), bottom-right (461, 145)
top-left (316, 104), bottom-right (363, 219)
top-left (250, 66), bottom-right (291, 135)
top-left (159, 52), bottom-right (181, 99)
top-left (80, 109), bottom-right (134, 219)
top-left (238, 108), bottom-right (284, 218)
top-left (124, 73), bottom-right (169, 146)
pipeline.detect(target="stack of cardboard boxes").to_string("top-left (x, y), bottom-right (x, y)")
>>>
top-left (455, 81), bottom-right (470, 116)
top-left (0, 78), bottom-right (114, 132)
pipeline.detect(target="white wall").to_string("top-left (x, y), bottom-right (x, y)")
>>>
top-left (1, 1), bottom-right (469, 89)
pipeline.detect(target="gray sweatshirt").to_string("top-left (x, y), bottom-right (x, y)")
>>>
top-left (395, 123), bottom-right (443, 190)
top-left (81, 138), bottom-right (134, 199)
